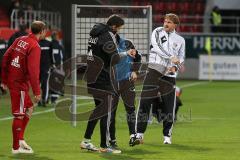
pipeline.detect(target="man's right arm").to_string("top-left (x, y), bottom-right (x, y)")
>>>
top-left (1, 40), bottom-right (18, 85)
top-left (151, 28), bottom-right (172, 59)
top-left (98, 32), bottom-right (120, 66)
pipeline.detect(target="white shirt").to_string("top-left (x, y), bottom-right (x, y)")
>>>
top-left (148, 27), bottom-right (185, 77)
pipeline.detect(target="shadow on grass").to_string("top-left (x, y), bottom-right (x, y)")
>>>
top-left (99, 148), bottom-right (160, 160)
top-left (100, 153), bottom-right (142, 160)
top-left (9, 154), bottom-right (54, 160)
top-left (0, 155), bottom-right (5, 158)
top-left (123, 148), bottom-right (160, 155)
top-left (171, 144), bottom-right (211, 152)
top-left (80, 149), bottom-right (142, 160)
top-left (145, 143), bottom-right (211, 152)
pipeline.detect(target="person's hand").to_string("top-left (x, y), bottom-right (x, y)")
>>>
top-left (51, 64), bottom-right (56, 69)
top-left (34, 95), bottom-right (41, 103)
top-left (171, 56), bottom-right (180, 65)
top-left (167, 66), bottom-right (177, 74)
top-left (127, 49), bottom-right (136, 58)
top-left (0, 83), bottom-right (7, 90)
top-left (130, 72), bottom-right (138, 82)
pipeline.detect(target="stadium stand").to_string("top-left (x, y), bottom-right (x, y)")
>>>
top-left (0, 3), bottom-right (62, 41)
top-left (132, 0), bottom-right (206, 33)
top-left (0, 6), bottom-right (10, 28)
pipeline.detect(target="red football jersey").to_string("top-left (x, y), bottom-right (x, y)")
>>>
top-left (1, 33), bottom-right (41, 95)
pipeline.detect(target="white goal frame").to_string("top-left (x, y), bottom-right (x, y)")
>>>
top-left (71, 4), bottom-right (152, 127)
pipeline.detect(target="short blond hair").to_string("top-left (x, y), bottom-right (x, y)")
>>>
top-left (31, 21), bottom-right (46, 34)
top-left (164, 13), bottom-right (180, 25)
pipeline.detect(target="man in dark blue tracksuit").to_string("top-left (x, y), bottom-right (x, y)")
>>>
top-left (0, 37), bottom-right (8, 95)
top-left (49, 32), bottom-right (64, 104)
top-left (38, 38), bottom-right (52, 106)
top-left (109, 35), bottom-right (142, 148)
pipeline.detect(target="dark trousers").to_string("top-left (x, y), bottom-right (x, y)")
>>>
top-left (40, 70), bottom-right (50, 103)
top-left (84, 86), bottom-right (116, 148)
top-left (136, 68), bottom-right (176, 137)
top-left (109, 80), bottom-right (136, 141)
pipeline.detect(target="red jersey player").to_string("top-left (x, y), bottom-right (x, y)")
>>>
top-left (1, 21), bottom-right (46, 154)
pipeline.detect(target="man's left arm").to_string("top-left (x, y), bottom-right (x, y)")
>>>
top-left (169, 39), bottom-right (185, 73)
top-left (130, 51), bottom-right (142, 82)
top-left (176, 39), bottom-right (186, 70)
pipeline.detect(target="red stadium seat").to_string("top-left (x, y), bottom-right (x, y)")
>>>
top-left (180, 14), bottom-right (188, 23)
top-left (153, 15), bottom-right (163, 24)
top-left (141, 0), bottom-right (151, 6)
top-left (178, 25), bottom-right (186, 32)
top-left (192, 25), bottom-right (202, 32)
top-left (0, 28), bottom-right (17, 40)
top-left (195, 2), bottom-right (205, 14)
top-left (132, 0), bottom-right (141, 6)
top-left (166, 2), bottom-right (177, 13)
top-left (181, 2), bottom-right (190, 14)
top-left (0, 6), bottom-right (10, 28)
top-left (153, 2), bottom-right (164, 12)
top-left (0, 20), bottom-right (10, 28)
top-left (194, 14), bottom-right (203, 23)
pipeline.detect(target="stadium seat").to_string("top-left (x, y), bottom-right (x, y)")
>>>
top-left (180, 14), bottom-right (188, 23)
top-left (141, 0), bottom-right (151, 6)
top-left (153, 14), bottom-right (163, 24)
top-left (0, 6), bottom-right (10, 28)
top-left (195, 2), bottom-right (205, 14)
top-left (192, 25), bottom-right (202, 32)
top-left (0, 28), bottom-right (17, 40)
top-left (132, 0), bottom-right (139, 6)
top-left (0, 20), bottom-right (10, 28)
top-left (166, 2), bottom-right (177, 13)
top-left (181, 2), bottom-right (190, 14)
top-left (153, 2), bottom-right (162, 12)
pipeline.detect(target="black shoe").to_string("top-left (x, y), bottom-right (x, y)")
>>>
top-left (129, 136), bottom-right (135, 147)
top-left (0, 87), bottom-right (7, 95)
top-left (109, 140), bottom-right (120, 150)
top-left (38, 101), bottom-right (46, 107)
top-left (38, 102), bottom-right (42, 106)
top-left (129, 136), bottom-right (143, 147)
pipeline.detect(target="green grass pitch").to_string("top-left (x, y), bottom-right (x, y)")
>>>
top-left (0, 80), bottom-right (240, 160)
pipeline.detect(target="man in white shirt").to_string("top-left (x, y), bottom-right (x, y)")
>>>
top-left (132, 13), bottom-right (185, 146)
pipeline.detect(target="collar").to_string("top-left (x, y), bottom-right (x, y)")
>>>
top-left (166, 29), bottom-right (175, 35)
top-left (28, 33), bottom-right (39, 42)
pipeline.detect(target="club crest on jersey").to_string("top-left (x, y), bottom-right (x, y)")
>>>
top-left (11, 56), bottom-right (20, 68)
top-left (172, 43), bottom-right (178, 51)
top-left (161, 36), bottom-right (167, 44)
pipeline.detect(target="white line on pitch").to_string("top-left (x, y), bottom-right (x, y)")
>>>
top-left (0, 98), bottom-right (93, 121)
top-left (0, 81), bottom-right (208, 121)
top-left (179, 81), bottom-right (209, 88)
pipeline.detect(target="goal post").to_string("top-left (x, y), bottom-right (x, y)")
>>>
top-left (71, 4), bottom-right (152, 127)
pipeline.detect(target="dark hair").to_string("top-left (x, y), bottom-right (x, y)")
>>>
top-left (31, 21), bottom-right (46, 34)
top-left (106, 14), bottom-right (124, 27)
top-left (19, 24), bottom-right (27, 32)
top-left (51, 31), bottom-right (57, 40)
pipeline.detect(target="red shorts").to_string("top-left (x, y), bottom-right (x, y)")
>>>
top-left (9, 90), bottom-right (33, 116)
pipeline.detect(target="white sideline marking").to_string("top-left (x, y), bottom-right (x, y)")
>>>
top-left (180, 81), bottom-right (209, 88)
top-left (0, 81), bottom-right (208, 122)
top-left (192, 117), bottom-right (226, 120)
top-left (0, 97), bottom-right (93, 121)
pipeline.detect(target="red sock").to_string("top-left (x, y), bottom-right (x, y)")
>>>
top-left (19, 115), bottom-right (30, 140)
top-left (12, 118), bottom-right (23, 150)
